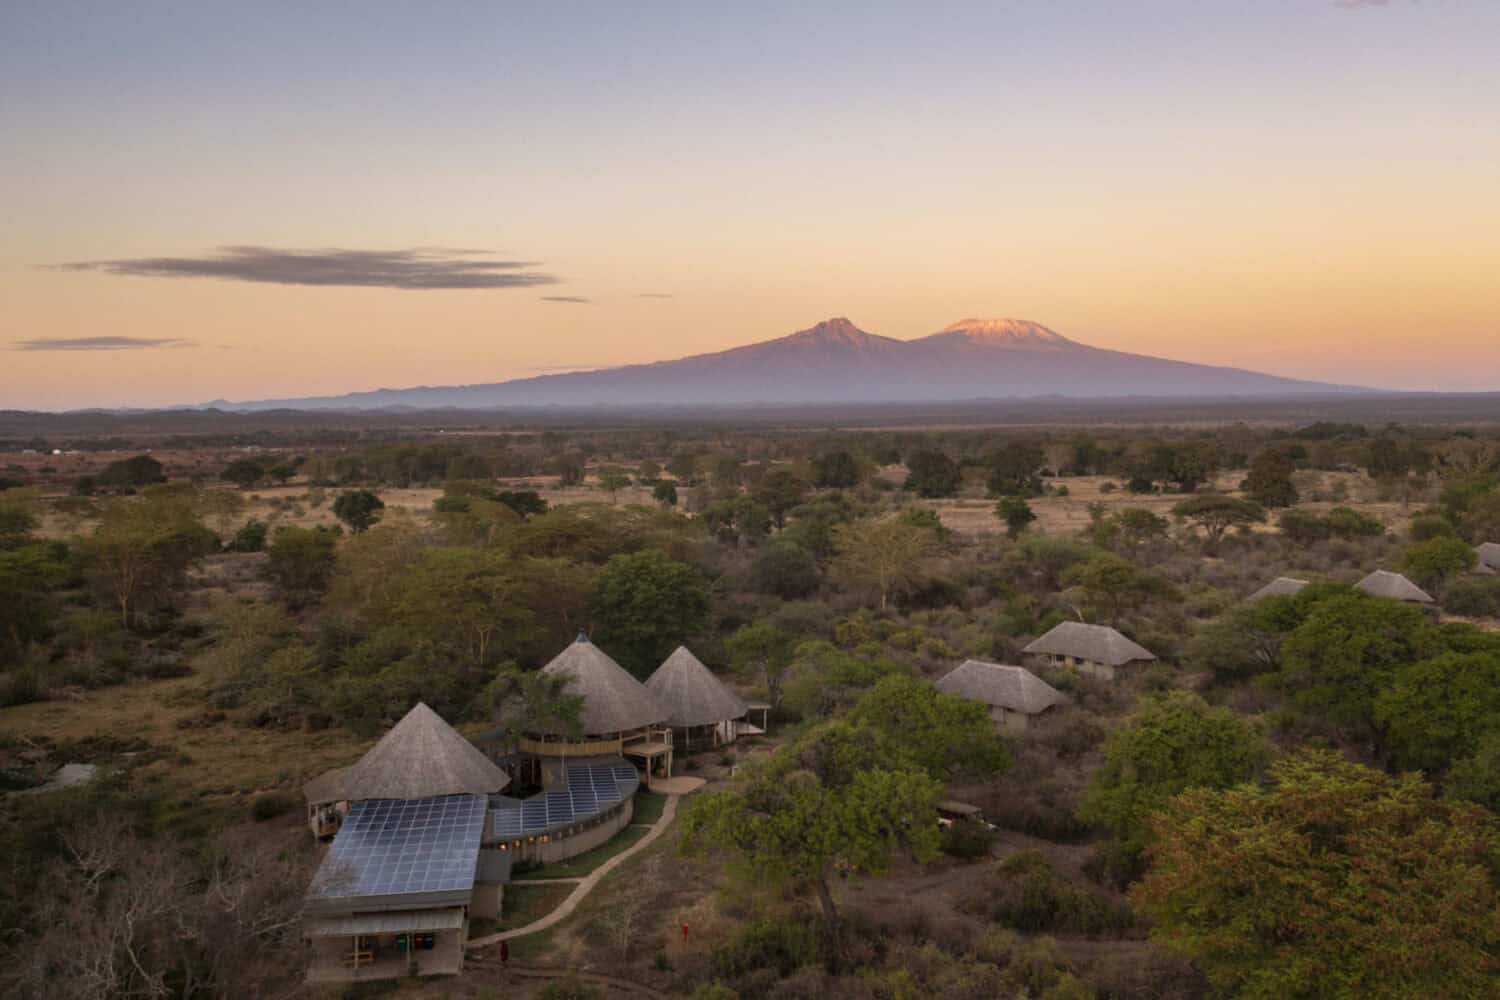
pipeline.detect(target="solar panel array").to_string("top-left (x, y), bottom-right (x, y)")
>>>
top-left (490, 760), bottom-right (640, 838)
top-left (311, 793), bottom-right (486, 901)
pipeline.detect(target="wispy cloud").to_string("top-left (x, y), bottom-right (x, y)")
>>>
top-left (13, 336), bottom-right (195, 352)
top-left (51, 246), bottom-right (557, 290)
top-left (540, 295), bottom-right (591, 303)
top-left (635, 292), bottom-right (674, 299)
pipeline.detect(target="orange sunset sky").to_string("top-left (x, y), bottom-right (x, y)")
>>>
top-left (2, 2), bottom-right (1498, 409)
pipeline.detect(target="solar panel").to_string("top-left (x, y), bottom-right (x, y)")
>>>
top-left (311, 794), bottom-right (486, 901)
top-left (489, 759), bottom-right (641, 838)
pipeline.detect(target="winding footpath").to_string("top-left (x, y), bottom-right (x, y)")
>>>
top-left (466, 793), bottom-right (682, 950)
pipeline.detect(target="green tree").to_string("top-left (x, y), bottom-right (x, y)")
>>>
top-left (589, 550), bottom-right (711, 677)
top-left (652, 480), bottom-right (678, 508)
top-left (1277, 592), bottom-right (1438, 745)
top-left (812, 450), bottom-right (860, 489)
top-left (994, 496), bottom-right (1036, 539)
top-left (847, 674), bottom-right (1010, 779)
top-left (96, 454), bottom-right (167, 488)
top-left (0, 543), bottom-right (67, 660)
top-left (1399, 535), bottom-right (1477, 590)
top-left (985, 442), bottom-right (1044, 497)
top-left (487, 663), bottom-right (585, 739)
top-left (904, 450), bottom-right (962, 498)
top-left (596, 467), bottom-right (632, 502)
top-left (750, 540), bottom-right (820, 599)
top-left (263, 526), bottom-right (339, 608)
top-left (1375, 651), bottom-right (1500, 772)
top-left (831, 516), bottom-right (938, 609)
top-left (220, 457), bottom-right (266, 488)
top-left (1080, 692), bottom-right (1271, 872)
top-left (681, 720), bottom-right (943, 949)
top-left (80, 489), bottom-right (219, 629)
top-left (753, 467), bottom-right (810, 529)
top-left (1172, 494), bottom-right (1265, 548)
top-left (726, 622), bottom-right (797, 710)
top-left (1132, 750), bottom-right (1500, 1000)
top-left (332, 489), bottom-right (385, 533)
top-left (1447, 730), bottom-right (1500, 812)
top-left (1241, 449), bottom-right (1298, 508)
top-left (1063, 551), bottom-right (1172, 618)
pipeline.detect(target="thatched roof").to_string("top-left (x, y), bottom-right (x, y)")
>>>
top-left (1476, 542), bottom-right (1500, 573)
top-left (935, 660), bottom-right (1064, 716)
top-left (646, 646), bottom-right (748, 728)
top-left (1022, 621), bottom-right (1156, 666)
top-left (540, 634), bottom-right (667, 735)
top-left (306, 703), bottom-right (510, 803)
top-left (1356, 569), bottom-right (1433, 604)
top-left (1248, 576), bottom-right (1309, 602)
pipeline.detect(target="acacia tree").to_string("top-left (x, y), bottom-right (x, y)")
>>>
top-left (1241, 449), bottom-right (1298, 508)
top-left (994, 496), bottom-right (1036, 539)
top-left (1132, 751), bottom-right (1500, 1000)
top-left (1374, 651), bottom-right (1500, 772)
top-left (1172, 494), bottom-right (1265, 549)
top-left (725, 622), bottom-right (797, 710)
top-left (831, 516), bottom-right (938, 609)
top-left (332, 489), bottom-right (385, 533)
top-left (903, 450), bottom-right (962, 498)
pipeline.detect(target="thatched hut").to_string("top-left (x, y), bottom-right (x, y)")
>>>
top-left (302, 702), bottom-right (509, 838)
top-left (525, 634), bottom-right (673, 788)
top-left (1476, 542), bottom-right (1500, 574)
top-left (934, 659), bottom-right (1064, 731)
top-left (1356, 569), bottom-right (1433, 605)
top-left (1022, 621), bottom-right (1156, 681)
top-left (300, 702), bottom-right (510, 984)
top-left (646, 646), bottom-right (759, 751)
top-left (1248, 576), bottom-right (1309, 602)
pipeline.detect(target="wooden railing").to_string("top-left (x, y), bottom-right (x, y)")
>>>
top-left (516, 735), bottom-right (624, 757)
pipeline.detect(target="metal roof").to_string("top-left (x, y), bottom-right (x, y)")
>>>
top-left (304, 907), bottom-right (465, 938)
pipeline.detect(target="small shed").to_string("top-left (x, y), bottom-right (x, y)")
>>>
top-left (1356, 569), bottom-right (1434, 605)
top-left (1022, 621), bottom-right (1156, 681)
top-left (1248, 576), bottom-right (1309, 602)
top-left (934, 659), bottom-right (1064, 731)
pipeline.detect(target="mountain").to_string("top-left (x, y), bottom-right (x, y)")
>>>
top-left (209, 317), bottom-right (1369, 410)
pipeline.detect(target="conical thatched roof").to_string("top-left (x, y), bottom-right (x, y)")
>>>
top-left (1022, 621), bottom-right (1156, 667)
top-left (1476, 543), bottom-right (1500, 573)
top-left (314, 702), bottom-right (509, 803)
top-left (1248, 576), bottom-right (1309, 602)
top-left (540, 634), bottom-right (667, 735)
top-left (1356, 569), bottom-right (1433, 604)
top-left (646, 646), bottom-right (748, 728)
top-left (935, 660), bottom-right (1064, 716)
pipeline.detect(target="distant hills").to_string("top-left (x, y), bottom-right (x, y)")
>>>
top-left (205, 317), bottom-right (1369, 410)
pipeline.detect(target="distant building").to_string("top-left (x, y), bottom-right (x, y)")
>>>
top-left (1355, 569), bottom-right (1433, 605)
top-left (934, 659), bottom-right (1064, 731)
top-left (646, 645), bottom-right (766, 751)
top-left (1022, 621), bottom-right (1156, 681)
top-left (1247, 576), bottom-right (1309, 602)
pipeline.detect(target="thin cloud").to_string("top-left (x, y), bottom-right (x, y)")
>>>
top-left (51, 246), bottom-right (557, 290)
top-left (635, 292), bottom-right (674, 299)
top-left (540, 295), bottom-right (592, 303)
top-left (13, 336), bottom-right (196, 351)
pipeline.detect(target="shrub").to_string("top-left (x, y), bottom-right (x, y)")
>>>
top-left (969, 850), bottom-right (1134, 936)
top-left (1442, 577), bottom-right (1500, 617)
top-left (249, 791), bottom-right (296, 822)
top-left (940, 818), bottom-right (996, 859)
top-left (711, 914), bottom-right (821, 980)
top-left (537, 979), bottom-right (604, 1000)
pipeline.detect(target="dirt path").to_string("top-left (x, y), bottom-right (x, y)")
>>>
top-left (467, 794), bottom-right (681, 950)
top-left (464, 959), bottom-right (668, 998)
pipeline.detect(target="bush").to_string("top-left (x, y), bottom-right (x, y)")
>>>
top-left (711, 914), bottom-right (821, 980)
top-left (249, 791), bottom-right (296, 822)
top-left (537, 980), bottom-right (604, 1000)
top-left (967, 850), bottom-right (1134, 936)
top-left (1442, 577), bottom-right (1500, 617)
top-left (940, 818), bottom-right (996, 859)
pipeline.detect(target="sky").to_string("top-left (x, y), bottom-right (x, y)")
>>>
top-left (2, 0), bottom-right (1498, 409)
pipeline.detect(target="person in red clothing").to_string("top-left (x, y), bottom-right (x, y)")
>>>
top-left (682, 923), bottom-right (690, 945)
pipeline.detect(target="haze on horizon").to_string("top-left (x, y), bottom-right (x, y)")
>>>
top-left (2, 1), bottom-right (1498, 410)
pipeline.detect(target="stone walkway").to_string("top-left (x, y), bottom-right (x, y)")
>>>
top-left (467, 793), bottom-right (682, 950)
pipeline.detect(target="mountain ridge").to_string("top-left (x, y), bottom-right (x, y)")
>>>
top-left (203, 317), bottom-right (1374, 410)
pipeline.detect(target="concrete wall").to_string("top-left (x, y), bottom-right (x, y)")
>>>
top-left (471, 882), bottom-right (502, 921)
